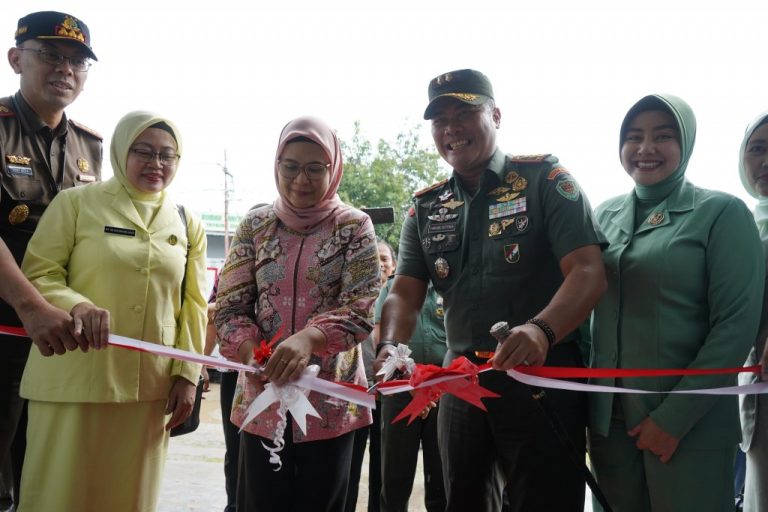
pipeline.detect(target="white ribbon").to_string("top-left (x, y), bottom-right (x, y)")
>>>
top-left (376, 344), bottom-right (416, 381)
top-left (240, 365), bottom-right (322, 470)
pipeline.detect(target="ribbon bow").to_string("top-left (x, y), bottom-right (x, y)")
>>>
top-left (393, 356), bottom-right (500, 425)
top-left (377, 344), bottom-right (416, 381)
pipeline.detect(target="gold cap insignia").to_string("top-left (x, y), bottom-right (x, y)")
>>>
top-left (8, 204), bottom-right (29, 225)
top-left (168, 234), bottom-right (178, 246)
top-left (77, 158), bottom-right (90, 172)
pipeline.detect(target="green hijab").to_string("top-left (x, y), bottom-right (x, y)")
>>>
top-left (619, 94), bottom-right (696, 202)
top-left (110, 111), bottom-right (183, 201)
top-left (739, 111), bottom-right (768, 241)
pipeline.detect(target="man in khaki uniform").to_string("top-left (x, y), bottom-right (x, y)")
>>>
top-left (0, 11), bottom-right (102, 506)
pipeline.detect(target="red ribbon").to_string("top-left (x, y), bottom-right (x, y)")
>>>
top-left (392, 357), bottom-right (500, 425)
top-left (252, 324), bottom-right (284, 365)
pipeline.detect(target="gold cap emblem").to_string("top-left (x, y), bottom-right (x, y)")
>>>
top-left (8, 204), bottom-right (29, 225)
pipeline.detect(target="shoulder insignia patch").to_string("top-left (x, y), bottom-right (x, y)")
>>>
top-left (68, 119), bottom-right (103, 141)
top-left (547, 166), bottom-right (570, 181)
top-left (0, 103), bottom-right (14, 117)
top-left (555, 177), bottom-right (581, 201)
top-left (414, 178), bottom-right (448, 198)
top-left (408, 206), bottom-right (415, 217)
top-left (510, 154), bottom-right (551, 163)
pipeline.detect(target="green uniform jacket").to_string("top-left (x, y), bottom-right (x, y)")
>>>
top-left (20, 177), bottom-right (208, 402)
top-left (589, 180), bottom-right (764, 447)
top-left (398, 149), bottom-right (603, 356)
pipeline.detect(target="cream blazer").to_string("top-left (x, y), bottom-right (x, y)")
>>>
top-left (20, 178), bottom-right (207, 402)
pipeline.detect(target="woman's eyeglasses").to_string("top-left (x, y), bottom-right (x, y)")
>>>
top-left (277, 160), bottom-right (329, 181)
top-left (129, 147), bottom-right (180, 167)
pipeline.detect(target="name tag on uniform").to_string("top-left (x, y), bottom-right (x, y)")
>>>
top-left (76, 174), bottom-right (96, 182)
top-left (6, 165), bottom-right (33, 177)
top-left (104, 226), bottom-right (136, 237)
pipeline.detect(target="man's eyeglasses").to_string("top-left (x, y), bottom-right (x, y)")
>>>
top-left (277, 160), bottom-right (330, 180)
top-left (17, 47), bottom-right (91, 72)
top-left (129, 147), bottom-right (180, 167)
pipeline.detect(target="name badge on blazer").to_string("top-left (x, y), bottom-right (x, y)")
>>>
top-left (104, 226), bottom-right (136, 237)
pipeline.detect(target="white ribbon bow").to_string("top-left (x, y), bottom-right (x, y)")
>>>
top-left (376, 344), bottom-right (416, 381)
top-left (240, 365), bottom-right (322, 470)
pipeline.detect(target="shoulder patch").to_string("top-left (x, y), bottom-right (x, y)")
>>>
top-left (414, 178), bottom-right (448, 198)
top-left (68, 119), bottom-right (103, 141)
top-left (408, 206), bottom-right (415, 217)
top-left (555, 177), bottom-right (581, 201)
top-left (547, 166), bottom-right (570, 181)
top-left (510, 154), bottom-right (551, 163)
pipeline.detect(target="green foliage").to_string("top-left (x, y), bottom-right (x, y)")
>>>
top-left (338, 121), bottom-right (447, 250)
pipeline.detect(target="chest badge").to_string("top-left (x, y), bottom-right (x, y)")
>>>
top-left (648, 212), bottom-right (665, 225)
top-left (488, 186), bottom-right (510, 196)
top-left (428, 207), bottom-right (459, 223)
top-left (435, 257), bottom-right (450, 279)
top-left (441, 199), bottom-right (464, 210)
top-left (504, 243), bottom-right (520, 264)
top-left (511, 177), bottom-right (528, 193)
top-left (5, 154), bottom-right (31, 166)
top-left (504, 171), bottom-right (520, 184)
top-left (77, 158), bottom-right (90, 172)
top-left (438, 189), bottom-right (453, 202)
top-left (516, 216), bottom-right (529, 231)
top-left (496, 192), bottom-right (520, 202)
top-left (168, 234), bottom-right (178, 246)
top-left (8, 204), bottom-right (29, 225)
top-left (488, 222), bottom-right (502, 237)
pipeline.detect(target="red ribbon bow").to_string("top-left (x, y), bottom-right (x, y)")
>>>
top-left (393, 356), bottom-right (500, 425)
top-left (252, 324), bottom-right (284, 365)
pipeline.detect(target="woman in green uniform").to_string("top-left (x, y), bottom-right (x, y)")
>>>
top-left (588, 94), bottom-right (764, 511)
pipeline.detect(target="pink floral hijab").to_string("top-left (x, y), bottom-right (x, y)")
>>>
top-left (272, 116), bottom-right (346, 233)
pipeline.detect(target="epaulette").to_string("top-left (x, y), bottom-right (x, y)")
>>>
top-left (510, 154), bottom-right (551, 163)
top-left (0, 102), bottom-right (15, 117)
top-left (414, 178), bottom-right (448, 198)
top-left (68, 119), bottom-right (103, 140)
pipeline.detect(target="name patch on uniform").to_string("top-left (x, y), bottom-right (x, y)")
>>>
top-left (6, 165), bottom-right (33, 177)
top-left (489, 197), bottom-right (526, 219)
top-left (104, 226), bottom-right (136, 237)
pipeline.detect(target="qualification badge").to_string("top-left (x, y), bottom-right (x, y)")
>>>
top-left (435, 257), bottom-right (450, 279)
top-left (441, 199), bottom-right (464, 210)
top-left (8, 204), bottom-right (29, 225)
top-left (511, 177), bottom-right (528, 192)
top-left (504, 244), bottom-right (520, 264)
top-left (77, 158), bottom-right (90, 172)
top-left (168, 234), bottom-right (178, 246)
top-left (488, 222), bottom-right (502, 237)
top-left (504, 171), bottom-right (519, 184)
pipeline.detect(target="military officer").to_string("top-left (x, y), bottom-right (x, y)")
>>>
top-left (0, 10), bottom-right (102, 506)
top-left (375, 69), bottom-right (606, 511)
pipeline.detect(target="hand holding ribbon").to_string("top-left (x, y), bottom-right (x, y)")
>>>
top-left (377, 343), bottom-right (416, 381)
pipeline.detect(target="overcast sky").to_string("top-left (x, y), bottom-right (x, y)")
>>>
top-left (3, 1), bottom-right (767, 219)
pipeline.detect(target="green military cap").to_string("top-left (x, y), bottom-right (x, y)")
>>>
top-left (423, 69), bottom-right (494, 120)
top-left (15, 11), bottom-right (97, 61)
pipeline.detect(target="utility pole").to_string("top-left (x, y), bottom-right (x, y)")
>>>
top-left (222, 151), bottom-right (233, 255)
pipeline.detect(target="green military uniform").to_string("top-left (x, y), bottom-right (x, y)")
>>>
top-left (397, 147), bottom-right (602, 511)
top-left (588, 94), bottom-right (764, 512)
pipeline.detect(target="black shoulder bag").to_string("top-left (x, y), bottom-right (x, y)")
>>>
top-left (170, 205), bottom-right (205, 437)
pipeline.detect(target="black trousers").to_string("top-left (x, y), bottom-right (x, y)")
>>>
top-left (345, 404), bottom-right (381, 512)
top-left (0, 336), bottom-right (29, 507)
top-left (220, 371), bottom-right (240, 512)
top-left (380, 393), bottom-right (445, 512)
top-left (237, 425), bottom-right (355, 512)
top-left (438, 353), bottom-right (586, 512)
